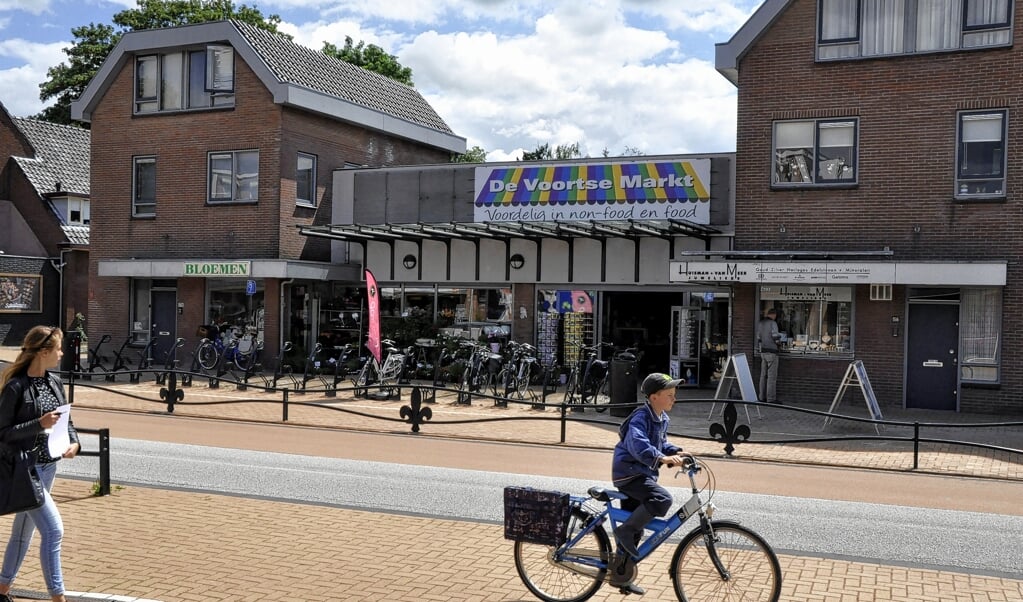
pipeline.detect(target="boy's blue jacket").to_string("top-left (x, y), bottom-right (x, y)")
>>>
top-left (611, 402), bottom-right (680, 486)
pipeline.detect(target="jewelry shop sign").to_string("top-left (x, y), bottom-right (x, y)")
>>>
top-left (670, 261), bottom-right (896, 284)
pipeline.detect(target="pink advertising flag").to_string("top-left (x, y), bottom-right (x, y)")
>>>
top-left (365, 269), bottom-right (382, 363)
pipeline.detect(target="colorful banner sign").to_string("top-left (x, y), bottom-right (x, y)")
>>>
top-left (365, 269), bottom-right (382, 364)
top-left (474, 160), bottom-right (711, 224)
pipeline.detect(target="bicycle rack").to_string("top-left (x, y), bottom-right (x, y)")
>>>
top-left (85, 334), bottom-right (113, 380)
top-left (156, 338), bottom-right (185, 386)
top-left (271, 342), bottom-right (299, 390)
top-left (539, 365), bottom-right (560, 409)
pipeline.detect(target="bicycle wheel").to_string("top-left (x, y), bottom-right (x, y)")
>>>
top-left (562, 369), bottom-right (578, 403)
top-left (233, 350), bottom-right (256, 373)
top-left (514, 511), bottom-right (611, 602)
top-left (590, 376), bottom-right (611, 412)
top-left (670, 520), bottom-right (782, 602)
top-left (197, 342), bottom-right (218, 371)
top-left (353, 359), bottom-right (376, 387)
top-left (515, 363), bottom-right (535, 398)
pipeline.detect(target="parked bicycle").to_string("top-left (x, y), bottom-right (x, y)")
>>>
top-left (352, 339), bottom-right (406, 391)
top-left (194, 324), bottom-right (258, 373)
top-left (459, 341), bottom-right (500, 395)
top-left (563, 343), bottom-right (613, 411)
top-left (510, 455), bottom-right (782, 601)
top-left (497, 341), bottom-right (542, 399)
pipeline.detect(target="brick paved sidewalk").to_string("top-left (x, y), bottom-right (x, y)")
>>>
top-left (0, 479), bottom-right (1015, 601)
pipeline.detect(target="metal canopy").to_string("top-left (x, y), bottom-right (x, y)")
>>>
top-left (299, 219), bottom-right (720, 244)
top-left (299, 219), bottom-right (721, 283)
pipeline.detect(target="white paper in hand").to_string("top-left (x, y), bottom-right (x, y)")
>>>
top-left (47, 405), bottom-right (71, 458)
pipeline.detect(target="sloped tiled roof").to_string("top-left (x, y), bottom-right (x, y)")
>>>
top-left (62, 224), bottom-right (90, 246)
top-left (232, 20), bottom-right (455, 135)
top-left (12, 118), bottom-right (91, 197)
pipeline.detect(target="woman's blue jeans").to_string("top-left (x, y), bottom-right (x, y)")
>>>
top-left (0, 461), bottom-right (65, 596)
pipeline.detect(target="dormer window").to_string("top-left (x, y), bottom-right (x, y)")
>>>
top-left (51, 196), bottom-right (90, 225)
top-left (135, 45), bottom-right (234, 113)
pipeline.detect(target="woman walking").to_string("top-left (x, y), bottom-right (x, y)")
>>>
top-left (0, 326), bottom-right (80, 602)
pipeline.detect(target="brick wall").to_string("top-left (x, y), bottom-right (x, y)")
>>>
top-left (732, 0), bottom-right (1023, 413)
top-left (86, 41), bottom-right (455, 358)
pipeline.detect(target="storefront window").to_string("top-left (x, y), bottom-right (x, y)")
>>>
top-left (208, 278), bottom-right (264, 343)
top-left (759, 285), bottom-right (852, 354)
top-left (374, 285), bottom-right (511, 346)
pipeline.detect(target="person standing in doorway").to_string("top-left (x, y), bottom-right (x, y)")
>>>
top-left (757, 308), bottom-right (782, 404)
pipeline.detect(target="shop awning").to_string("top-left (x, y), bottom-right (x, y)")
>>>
top-left (300, 219), bottom-right (722, 282)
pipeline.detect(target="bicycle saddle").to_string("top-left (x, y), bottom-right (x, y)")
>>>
top-left (587, 487), bottom-right (627, 502)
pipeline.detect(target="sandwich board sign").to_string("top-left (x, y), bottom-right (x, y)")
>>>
top-left (825, 360), bottom-right (884, 432)
top-left (709, 353), bottom-right (761, 421)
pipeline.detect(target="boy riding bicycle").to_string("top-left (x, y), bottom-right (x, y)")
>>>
top-left (611, 372), bottom-right (689, 594)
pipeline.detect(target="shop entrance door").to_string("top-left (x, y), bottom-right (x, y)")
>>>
top-left (906, 303), bottom-right (958, 410)
top-left (151, 289), bottom-right (177, 365)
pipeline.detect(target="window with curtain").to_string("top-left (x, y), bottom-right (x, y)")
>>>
top-left (773, 119), bottom-right (857, 185)
top-left (956, 110), bottom-right (1006, 198)
top-left (134, 45), bottom-right (235, 114)
top-left (208, 150), bottom-right (259, 203)
top-left (818, 0), bottom-right (1013, 58)
top-left (961, 288), bottom-right (1000, 383)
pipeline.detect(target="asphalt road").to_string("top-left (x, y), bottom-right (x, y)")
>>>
top-left (61, 433), bottom-right (1023, 579)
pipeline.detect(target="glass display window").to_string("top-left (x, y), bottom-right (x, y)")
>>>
top-left (759, 285), bottom-right (852, 353)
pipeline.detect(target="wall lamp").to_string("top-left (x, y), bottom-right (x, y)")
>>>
top-left (509, 253), bottom-right (526, 270)
top-left (402, 254), bottom-right (418, 270)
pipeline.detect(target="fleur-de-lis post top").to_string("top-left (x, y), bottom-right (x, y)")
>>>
top-left (400, 387), bottom-right (433, 433)
top-left (709, 401), bottom-right (750, 457)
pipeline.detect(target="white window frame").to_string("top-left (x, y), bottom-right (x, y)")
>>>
top-left (296, 152), bottom-right (317, 207)
top-left (772, 118), bottom-right (858, 186)
top-left (208, 150), bottom-right (259, 204)
top-left (66, 197), bottom-right (90, 225)
top-left (817, 0), bottom-right (1013, 59)
top-left (133, 156), bottom-right (157, 217)
top-left (955, 109), bottom-right (1007, 199)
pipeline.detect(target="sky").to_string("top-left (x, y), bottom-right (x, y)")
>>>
top-left (0, 0), bottom-right (764, 161)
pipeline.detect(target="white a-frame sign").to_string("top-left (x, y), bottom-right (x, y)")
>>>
top-left (825, 360), bottom-right (884, 433)
top-left (709, 353), bottom-right (761, 421)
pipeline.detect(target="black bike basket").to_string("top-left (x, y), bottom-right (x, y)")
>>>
top-left (503, 486), bottom-right (571, 546)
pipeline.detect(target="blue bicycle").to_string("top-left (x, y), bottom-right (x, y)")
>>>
top-left (511, 456), bottom-right (782, 601)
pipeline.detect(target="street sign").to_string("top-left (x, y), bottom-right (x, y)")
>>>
top-left (245, 280), bottom-right (256, 296)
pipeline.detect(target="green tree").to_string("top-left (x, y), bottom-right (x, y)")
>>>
top-left (520, 141), bottom-right (583, 161)
top-left (38, 0), bottom-right (285, 125)
top-left (451, 145), bottom-right (488, 163)
top-left (520, 142), bottom-right (551, 161)
top-left (322, 37), bottom-right (413, 86)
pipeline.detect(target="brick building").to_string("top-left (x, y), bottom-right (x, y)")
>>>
top-left (0, 103), bottom-right (90, 345)
top-left (711, 0), bottom-right (1015, 413)
top-left (70, 20), bottom-right (464, 364)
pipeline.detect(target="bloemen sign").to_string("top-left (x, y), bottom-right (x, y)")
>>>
top-left (474, 160), bottom-right (711, 224)
top-left (183, 261), bottom-right (251, 277)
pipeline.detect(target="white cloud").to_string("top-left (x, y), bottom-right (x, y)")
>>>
top-left (0, 39), bottom-right (67, 117)
top-left (399, 2), bottom-right (738, 159)
top-left (0, 0), bottom-right (51, 14)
